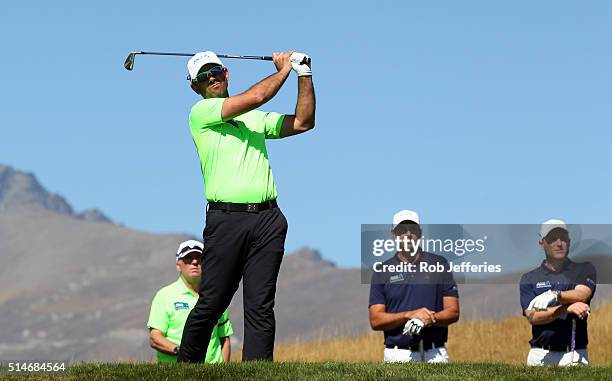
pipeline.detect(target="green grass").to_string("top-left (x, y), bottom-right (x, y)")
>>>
top-left (2, 362), bottom-right (612, 381)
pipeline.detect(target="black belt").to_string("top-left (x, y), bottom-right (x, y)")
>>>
top-left (532, 344), bottom-right (587, 351)
top-left (386, 342), bottom-right (444, 351)
top-left (207, 200), bottom-right (278, 213)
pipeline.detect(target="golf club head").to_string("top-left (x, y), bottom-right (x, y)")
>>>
top-left (124, 52), bottom-right (136, 71)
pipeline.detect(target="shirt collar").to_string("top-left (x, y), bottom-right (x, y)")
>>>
top-left (540, 258), bottom-right (572, 274)
top-left (395, 250), bottom-right (425, 264)
top-left (175, 277), bottom-right (197, 296)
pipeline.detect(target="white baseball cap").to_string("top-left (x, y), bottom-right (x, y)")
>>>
top-left (392, 210), bottom-right (420, 229)
top-left (176, 240), bottom-right (204, 262)
top-left (187, 51), bottom-right (224, 81)
top-left (540, 219), bottom-right (568, 239)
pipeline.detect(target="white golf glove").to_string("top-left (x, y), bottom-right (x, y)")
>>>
top-left (402, 318), bottom-right (424, 336)
top-left (290, 52), bottom-right (312, 77)
top-left (529, 290), bottom-right (560, 311)
top-left (527, 298), bottom-right (536, 311)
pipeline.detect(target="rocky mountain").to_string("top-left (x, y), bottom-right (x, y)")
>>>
top-left (0, 164), bottom-right (609, 363)
top-left (0, 164), bottom-right (110, 223)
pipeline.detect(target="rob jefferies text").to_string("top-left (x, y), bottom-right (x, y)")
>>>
top-left (370, 236), bottom-right (502, 274)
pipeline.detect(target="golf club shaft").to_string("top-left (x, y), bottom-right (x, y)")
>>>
top-left (571, 317), bottom-right (576, 352)
top-left (570, 317), bottom-right (576, 364)
top-left (136, 51), bottom-right (272, 60)
top-left (419, 339), bottom-right (424, 362)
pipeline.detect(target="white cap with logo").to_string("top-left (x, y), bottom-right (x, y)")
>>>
top-left (187, 51), bottom-right (224, 81)
top-left (540, 219), bottom-right (567, 239)
top-left (392, 210), bottom-right (420, 229)
top-left (176, 240), bottom-right (204, 262)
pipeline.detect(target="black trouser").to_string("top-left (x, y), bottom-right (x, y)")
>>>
top-left (177, 205), bottom-right (288, 362)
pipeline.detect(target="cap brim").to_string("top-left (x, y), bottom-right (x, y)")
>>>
top-left (393, 218), bottom-right (420, 228)
top-left (176, 249), bottom-right (202, 261)
top-left (541, 226), bottom-right (569, 238)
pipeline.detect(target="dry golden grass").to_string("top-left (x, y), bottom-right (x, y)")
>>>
top-left (589, 304), bottom-right (612, 365)
top-left (232, 304), bottom-right (612, 364)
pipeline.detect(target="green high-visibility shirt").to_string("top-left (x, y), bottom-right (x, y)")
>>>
top-left (147, 277), bottom-right (233, 364)
top-left (189, 97), bottom-right (285, 203)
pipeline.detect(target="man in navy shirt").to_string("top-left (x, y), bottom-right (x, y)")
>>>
top-left (369, 210), bottom-right (460, 363)
top-left (520, 219), bottom-right (596, 366)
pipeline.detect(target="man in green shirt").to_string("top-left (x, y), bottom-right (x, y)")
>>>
top-left (178, 51), bottom-right (315, 362)
top-left (148, 240), bottom-right (232, 363)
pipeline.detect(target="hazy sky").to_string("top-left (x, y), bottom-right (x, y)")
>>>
top-left (1, 1), bottom-right (611, 266)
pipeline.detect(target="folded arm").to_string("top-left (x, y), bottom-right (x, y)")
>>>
top-left (149, 328), bottom-right (178, 355)
top-left (432, 296), bottom-right (460, 327)
top-left (221, 336), bottom-right (231, 362)
top-left (369, 304), bottom-right (436, 331)
top-left (525, 305), bottom-right (568, 325)
top-left (558, 285), bottom-right (593, 304)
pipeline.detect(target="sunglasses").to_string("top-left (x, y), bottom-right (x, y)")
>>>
top-left (543, 229), bottom-right (570, 244)
top-left (393, 224), bottom-right (421, 237)
top-left (180, 253), bottom-right (202, 263)
top-left (192, 66), bottom-right (226, 83)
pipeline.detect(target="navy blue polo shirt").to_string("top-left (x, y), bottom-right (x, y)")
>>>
top-left (369, 252), bottom-right (459, 348)
top-left (519, 259), bottom-right (596, 348)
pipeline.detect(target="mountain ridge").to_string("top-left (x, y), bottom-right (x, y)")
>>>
top-left (0, 164), bottom-right (111, 223)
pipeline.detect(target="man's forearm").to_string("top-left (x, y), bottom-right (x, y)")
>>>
top-left (221, 336), bottom-right (231, 362)
top-left (433, 308), bottom-right (459, 327)
top-left (527, 305), bottom-right (567, 325)
top-left (370, 311), bottom-right (410, 331)
top-left (559, 288), bottom-right (591, 304)
top-left (295, 77), bottom-right (315, 128)
top-left (245, 68), bottom-right (292, 105)
top-left (149, 331), bottom-right (178, 356)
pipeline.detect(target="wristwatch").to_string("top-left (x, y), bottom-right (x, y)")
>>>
top-left (173, 345), bottom-right (180, 355)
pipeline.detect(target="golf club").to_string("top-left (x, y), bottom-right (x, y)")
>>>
top-left (419, 339), bottom-right (425, 362)
top-left (570, 317), bottom-right (576, 365)
top-left (123, 51), bottom-right (310, 71)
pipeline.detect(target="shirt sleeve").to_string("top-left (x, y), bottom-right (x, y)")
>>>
top-left (189, 98), bottom-right (225, 133)
top-left (369, 283), bottom-right (386, 307)
top-left (576, 262), bottom-right (597, 294)
top-left (216, 309), bottom-right (233, 337)
top-left (147, 291), bottom-right (169, 334)
top-left (262, 111), bottom-right (285, 139)
top-left (519, 274), bottom-right (535, 315)
top-left (440, 258), bottom-right (459, 298)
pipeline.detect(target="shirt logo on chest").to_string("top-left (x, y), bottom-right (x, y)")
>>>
top-left (174, 302), bottom-right (190, 310)
top-left (536, 281), bottom-right (552, 289)
top-left (389, 274), bottom-right (405, 283)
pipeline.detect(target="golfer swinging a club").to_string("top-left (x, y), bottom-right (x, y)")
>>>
top-left (177, 51), bottom-right (315, 362)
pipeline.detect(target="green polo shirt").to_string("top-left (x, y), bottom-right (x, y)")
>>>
top-left (147, 277), bottom-right (233, 364)
top-left (189, 98), bottom-right (285, 203)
